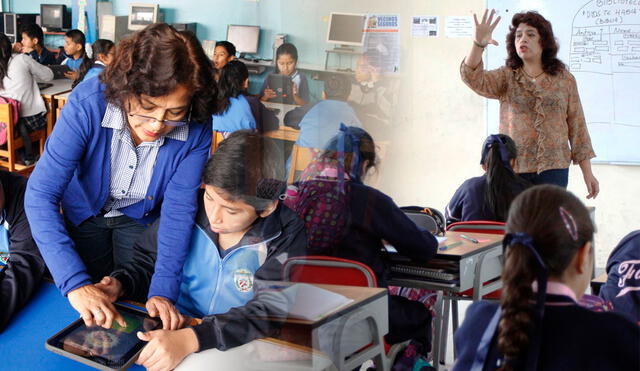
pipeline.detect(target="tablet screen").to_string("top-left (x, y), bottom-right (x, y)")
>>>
top-left (47, 305), bottom-right (161, 369)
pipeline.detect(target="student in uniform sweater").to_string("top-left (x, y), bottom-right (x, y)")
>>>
top-left (290, 126), bottom-right (438, 353)
top-left (446, 134), bottom-right (529, 225)
top-left (212, 60), bottom-right (278, 135)
top-left (0, 170), bottom-right (46, 332)
top-left (72, 39), bottom-right (115, 88)
top-left (0, 34), bottom-right (54, 165)
top-left (60, 29), bottom-right (86, 80)
top-left (95, 130), bottom-right (307, 370)
top-left (13, 23), bottom-right (56, 65)
top-left (453, 185), bottom-right (640, 371)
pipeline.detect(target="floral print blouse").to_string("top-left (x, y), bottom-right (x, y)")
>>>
top-left (460, 60), bottom-right (595, 174)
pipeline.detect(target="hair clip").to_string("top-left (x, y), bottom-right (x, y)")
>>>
top-left (559, 206), bottom-right (579, 241)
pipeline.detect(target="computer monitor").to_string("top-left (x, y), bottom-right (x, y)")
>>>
top-left (326, 12), bottom-right (367, 47)
top-left (128, 3), bottom-right (160, 31)
top-left (4, 13), bottom-right (16, 42)
top-left (40, 4), bottom-right (70, 30)
top-left (226, 25), bottom-right (260, 57)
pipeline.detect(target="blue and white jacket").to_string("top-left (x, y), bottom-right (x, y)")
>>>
top-left (600, 230), bottom-right (640, 323)
top-left (111, 190), bottom-right (308, 319)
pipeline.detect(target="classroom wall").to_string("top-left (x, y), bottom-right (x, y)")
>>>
top-left (13, 0), bottom-right (640, 267)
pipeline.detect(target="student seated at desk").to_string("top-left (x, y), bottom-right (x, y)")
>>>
top-left (599, 230), bottom-right (640, 324)
top-left (213, 60), bottom-right (278, 135)
top-left (72, 39), bottom-right (115, 88)
top-left (59, 29), bottom-right (86, 80)
top-left (0, 33), bottom-right (53, 165)
top-left (285, 125), bottom-right (437, 356)
top-left (445, 134), bottom-right (529, 225)
top-left (0, 170), bottom-right (46, 332)
top-left (260, 43), bottom-right (309, 105)
top-left (96, 130), bottom-right (307, 369)
top-left (213, 40), bottom-right (235, 81)
top-left (453, 185), bottom-right (640, 371)
top-left (12, 23), bottom-right (56, 65)
top-left (283, 75), bottom-right (361, 149)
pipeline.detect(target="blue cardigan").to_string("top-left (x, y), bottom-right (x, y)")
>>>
top-left (25, 77), bottom-right (212, 301)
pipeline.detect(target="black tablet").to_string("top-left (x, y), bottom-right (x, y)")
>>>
top-left (267, 73), bottom-right (293, 104)
top-left (45, 303), bottom-right (162, 371)
top-left (48, 64), bottom-right (71, 79)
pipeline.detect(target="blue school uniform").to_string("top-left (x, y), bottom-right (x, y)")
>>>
top-left (260, 70), bottom-right (310, 104)
top-left (454, 294), bottom-right (640, 371)
top-left (82, 63), bottom-right (105, 82)
top-left (63, 56), bottom-right (84, 71)
top-left (213, 94), bottom-right (279, 134)
top-left (445, 174), bottom-right (527, 225)
top-left (600, 230), bottom-right (640, 323)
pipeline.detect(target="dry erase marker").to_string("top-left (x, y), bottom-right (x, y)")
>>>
top-left (439, 241), bottom-right (462, 251)
top-left (460, 234), bottom-right (479, 243)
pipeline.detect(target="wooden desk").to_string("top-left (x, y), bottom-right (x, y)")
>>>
top-left (40, 79), bottom-right (73, 137)
top-left (177, 283), bottom-right (388, 371)
top-left (263, 102), bottom-right (300, 142)
top-left (54, 91), bottom-right (71, 119)
top-left (388, 231), bottom-right (504, 369)
top-left (591, 272), bottom-right (608, 296)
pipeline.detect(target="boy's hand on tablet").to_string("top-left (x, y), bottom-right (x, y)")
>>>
top-left (64, 70), bottom-right (79, 80)
top-left (136, 328), bottom-right (199, 371)
top-left (94, 276), bottom-right (123, 302)
top-left (146, 296), bottom-right (185, 330)
top-left (68, 284), bottom-right (127, 330)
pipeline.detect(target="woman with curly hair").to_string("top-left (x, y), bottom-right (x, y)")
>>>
top-left (461, 10), bottom-right (599, 199)
top-left (25, 24), bottom-right (216, 330)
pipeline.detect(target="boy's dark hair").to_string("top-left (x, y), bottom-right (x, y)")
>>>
top-left (498, 185), bottom-right (593, 370)
top-left (216, 60), bottom-right (249, 113)
top-left (215, 41), bottom-right (236, 57)
top-left (103, 24), bottom-right (217, 122)
top-left (0, 33), bottom-right (11, 89)
top-left (275, 43), bottom-right (298, 73)
top-left (73, 39), bottom-right (115, 88)
top-left (324, 75), bottom-right (352, 101)
top-left (65, 29), bottom-right (86, 57)
top-left (203, 130), bottom-right (285, 212)
top-left (481, 134), bottom-right (530, 221)
top-left (20, 23), bottom-right (45, 47)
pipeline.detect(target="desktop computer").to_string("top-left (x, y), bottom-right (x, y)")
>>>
top-left (171, 23), bottom-right (197, 33)
top-left (100, 15), bottom-right (130, 43)
top-left (40, 4), bottom-right (71, 32)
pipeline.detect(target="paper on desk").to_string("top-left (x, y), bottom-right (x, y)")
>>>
top-left (436, 236), bottom-right (447, 243)
top-left (284, 283), bottom-right (354, 321)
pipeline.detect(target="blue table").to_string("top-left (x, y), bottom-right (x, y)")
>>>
top-left (0, 281), bottom-right (144, 370)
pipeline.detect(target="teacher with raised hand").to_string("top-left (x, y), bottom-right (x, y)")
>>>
top-left (25, 24), bottom-right (215, 329)
top-left (461, 9), bottom-right (599, 199)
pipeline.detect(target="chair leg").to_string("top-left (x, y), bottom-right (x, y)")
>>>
top-left (439, 295), bottom-right (450, 365)
top-left (430, 291), bottom-right (444, 368)
top-left (451, 299), bottom-right (459, 359)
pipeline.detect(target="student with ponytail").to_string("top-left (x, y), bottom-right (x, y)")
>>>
top-left (445, 134), bottom-right (529, 224)
top-left (453, 185), bottom-right (640, 371)
top-left (72, 39), bottom-right (115, 88)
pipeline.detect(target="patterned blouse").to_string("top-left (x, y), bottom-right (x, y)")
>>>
top-left (460, 60), bottom-right (595, 174)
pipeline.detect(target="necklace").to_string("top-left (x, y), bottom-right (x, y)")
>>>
top-left (522, 68), bottom-right (545, 82)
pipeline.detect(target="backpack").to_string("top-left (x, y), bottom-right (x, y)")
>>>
top-left (0, 97), bottom-right (20, 146)
top-left (399, 206), bottom-right (446, 236)
top-left (283, 154), bottom-right (351, 255)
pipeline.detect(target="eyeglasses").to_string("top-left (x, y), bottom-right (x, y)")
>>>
top-left (127, 103), bottom-right (192, 127)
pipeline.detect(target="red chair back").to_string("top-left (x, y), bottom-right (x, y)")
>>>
top-left (446, 221), bottom-right (506, 235)
top-left (282, 256), bottom-right (377, 287)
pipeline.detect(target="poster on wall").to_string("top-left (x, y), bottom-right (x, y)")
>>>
top-left (412, 16), bottom-right (439, 37)
top-left (364, 14), bottom-right (401, 73)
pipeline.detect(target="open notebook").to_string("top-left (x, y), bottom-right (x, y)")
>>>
top-left (284, 283), bottom-right (354, 321)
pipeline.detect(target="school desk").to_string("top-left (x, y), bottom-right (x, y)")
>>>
top-left (54, 91), bottom-right (71, 125)
top-left (39, 79), bottom-right (73, 137)
top-left (263, 102), bottom-right (300, 142)
top-left (591, 272), bottom-right (608, 296)
top-left (0, 281), bottom-right (145, 371)
top-left (388, 231), bottom-right (504, 369)
top-left (177, 283), bottom-right (389, 371)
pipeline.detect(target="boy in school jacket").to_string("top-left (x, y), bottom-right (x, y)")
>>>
top-left (0, 170), bottom-right (46, 332)
top-left (96, 131), bottom-right (308, 370)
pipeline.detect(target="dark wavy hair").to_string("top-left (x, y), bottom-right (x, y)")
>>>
top-left (216, 60), bottom-right (249, 114)
top-left (0, 33), bottom-right (11, 89)
top-left (505, 11), bottom-right (565, 75)
top-left (103, 24), bottom-right (217, 122)
top-left (497, 185), bottom-right (593, 370)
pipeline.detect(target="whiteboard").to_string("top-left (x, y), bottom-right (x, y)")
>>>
top-left (486, 0), bottom-right (640, 164)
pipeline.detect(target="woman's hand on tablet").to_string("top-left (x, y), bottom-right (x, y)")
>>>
top-left (146, 296), bottom-right (185, 330)
top-left (68, 284), bottom-right (127, 329)
top-left (136, 328), bottom-right (199, 371)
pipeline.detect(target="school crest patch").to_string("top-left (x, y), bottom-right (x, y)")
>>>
top-left (234, 268), bottom-right (254, 293)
